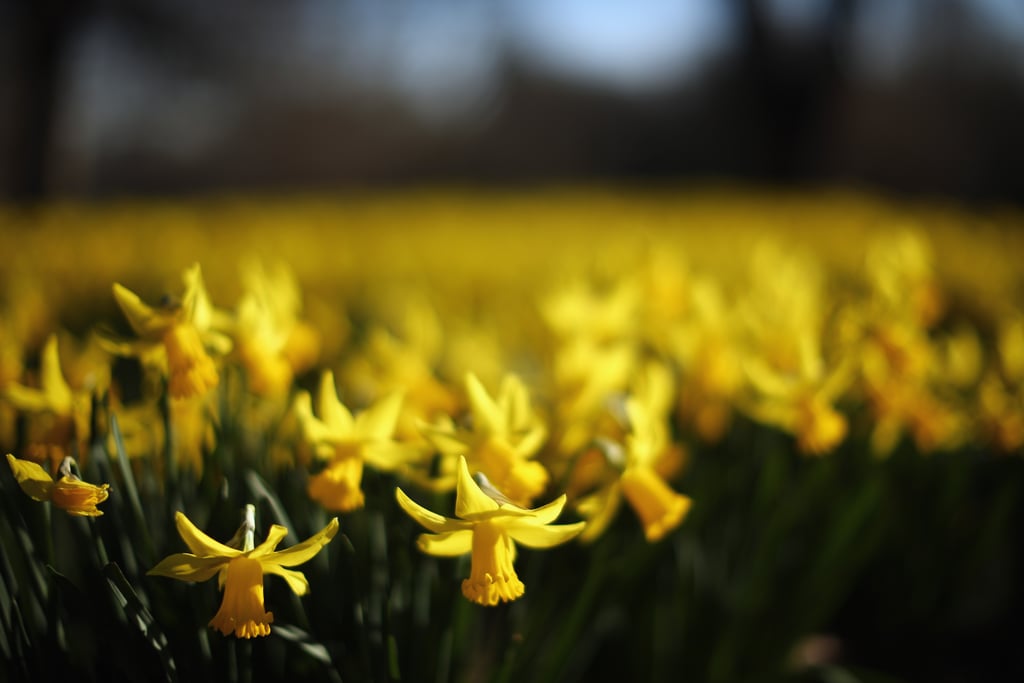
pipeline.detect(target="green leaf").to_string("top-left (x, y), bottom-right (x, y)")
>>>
top-left (104, 562), bottom-right (178, 683)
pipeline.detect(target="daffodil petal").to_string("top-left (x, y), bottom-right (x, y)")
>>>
top-left (455, 456), bottom-right (499, 518)
top-left (265, 518), bottom-right (339, 568)
top-left (506, 521), bottom-right (586, 548)
top-left (466, 373), bottom-right (504, 435)
top-left (40, 335), bottom-right (73, 411)
top-left (3, 385), bottom-right (53, 413)
top-left (420, 420), bottom-right (470, 457)
top-left (318, 371), bottom-right (353, 434)
top-left (514, 423), bottom-right (547, 460)
top-left (521, 494), bottom-right (567, 525)
top-left (294, 392), bottom-right (336, 447)
top-left (113, 282), bottom-right (174, 337)
top-left (6, 454), bottom-right (55, 501)
top-left (578, 483), bottom-right (623, 544)
top-left (395, 487), bottom-right (466, 533)
top-left (363, 442), bottom-right (413, 471)
top-left (416, 529), bottom-right (473, 556)
top-left (175, 511), bottom-right (242, 558)
top-left (148, 553), bottom-right (229, 582)
top-left (251, 524), bottom-right (288, 557)
top-left (262, 564), bottom-right (311, 595)
top-left (355, 391), bottom-right (402, 441)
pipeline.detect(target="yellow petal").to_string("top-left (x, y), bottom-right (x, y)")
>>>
top-left (262, 564), bottom-right (311, 596)
top-left (499, 374), bottom-right (530, 431)
top-left (514, 422), bottom-right (547, 459)
top-left (40, 335), bottom-right (73, 413)
top-left (466, 373), bottom-right (504, 435)
top-left (395, 487), bottom-right (466, 533)
top-left (250, 524), bottom-right (288, 558)
top-left (294, 391), bottom-right (336, 446)
top-left (181, 263), bottom-right (211, 328)
top-left (318, 371), bottom-right (353, 434)
top-left (264, 518), bottom-right (339, 568)
top-left (506, 521), bottom-right (585, 549)
top-left (416, 529), bottom-right (473, 556)
top-left (6, 453), bottom-right (55, 501)
top-left (112, 283), bottom-right (174, 337)
top-left (577, 483), bottom-right (623, 544)
top-left (362, 441), bottom-right (413, 472)
top-left (3, 384), bottom-right (53, 413)
top-left (354, 391), bottom-right (403, 441)
top-left (148, 553), bottom-right (229, 582)
top-left (455, 456), bottom-right (499, 519)
top-left (519, 494), bottom-right (567, 525)
top-left (420, 417), bottom-right (470, 456)
top-left (51, 477), bottom-right (110, 516)
top-left (175, 511), bottom-right (243, 558)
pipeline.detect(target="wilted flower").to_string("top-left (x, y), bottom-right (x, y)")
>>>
top-left (6, 452), bottom-right (110, 516)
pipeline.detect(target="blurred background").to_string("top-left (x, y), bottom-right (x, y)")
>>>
top-left (4, 0), bottom-right (1024, 202)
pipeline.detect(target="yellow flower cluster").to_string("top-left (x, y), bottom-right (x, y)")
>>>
top-left (1, 192), bottom-right (1022, 622)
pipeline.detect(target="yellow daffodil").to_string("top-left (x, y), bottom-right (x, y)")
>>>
top-left (866, 230), bottom-right (944, 327)
top-left (741, 333), bottom-right (855, 456)
top-left (575, 397), bottom-right (691, 543)
top-left (3, 334), bottom-right (93, 453)
top-left (148, 506), bottom-right (338, 638)
top-left (234, 261), bottom-right (320, 398)
top-left (977, 372), bottom-right (1024, 452)
top-left (6, 452), bottom-right (110, 516)
top-left (671, 280), bottom-right (743, 443)
top-left (421, 373), bottom-right (549, 506)
top-left (294, 370), bottom-right (407, 512)
top-left (341, 327), bottom-right (459, 441)
top-left (107, 263), bottom-right (231, 399)
top-left (396, 456), bottom-right (584, 606)
top-left (541, 277), bottom-right (639, 344)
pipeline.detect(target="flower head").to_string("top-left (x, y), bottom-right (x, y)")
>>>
top-left (421, 373), bottom-right (549, 506)
top-left (107, 264), bottom-right (231, 399)
top-left (3, 334), bottom-right (94, 453)
top-left (396, 456), bottom-right (584, 606)
top-left (574, 397), bottom-right (692, 543)
top-left (294, 370), bottom-right (408, 511)
top-left (6, 452), bottom-right (110, 516)
top-left (148, 506), bottom-right (338, 638)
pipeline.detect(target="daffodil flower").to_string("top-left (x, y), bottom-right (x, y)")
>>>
top-left (575, 397), bottom-right (691, 543)
top-left (234, 261), bottom-right (320, 398)
top-left (421, 373), bottom-right (549, 506)
top-left (741, 333), bottom-right (855, 456)
top-left (148, 506), bottom-right (338, 638)
top-left (6, 453), bottom-right (110, 516)
top-left (397, 456), bottom-right (583, 606)
top-left (3, 334), bottom-right (93, 453)
top-left (106, 263), bottom-right (231, 399)
top-left (340, 326), bottom-right (459, 441)
top-left (294, 370), bottom-right (407, 512)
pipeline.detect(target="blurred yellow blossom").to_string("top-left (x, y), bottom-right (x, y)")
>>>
top-left (107, 263), bottom-right (231, 399)
top-left (234, 261), bottom-right (320, 397)
top-left (575, 395), bottom-right (691, 543)
top-left (294, 370), bottom-right (407, 511)
top-left (3, 334), bottom-right (92, 454)
top-left (421, 373), bottom-right (549, 506)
